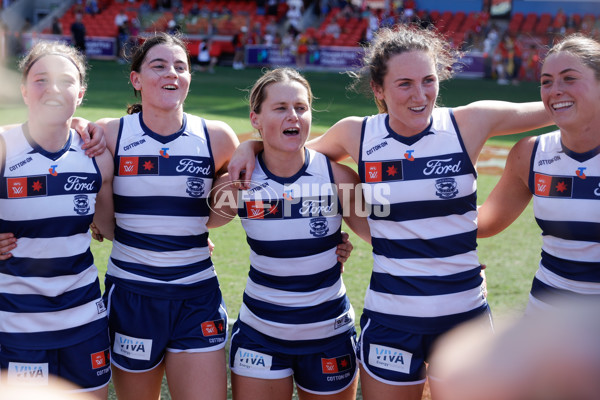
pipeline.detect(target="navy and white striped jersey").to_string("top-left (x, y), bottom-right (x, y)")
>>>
top-left (108, 112), bottom-right (218, 299)
top-left (0, 126), bottom-right (107, 349)
top-left (527, 130), bottom-right (600, 308)
top-left (237, 148), bottom-right (354, 353)
top-left (358, 108), bottom-right (487, 334)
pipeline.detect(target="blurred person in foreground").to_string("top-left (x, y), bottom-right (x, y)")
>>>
top-left (431, 298), bottom-right (600, 400)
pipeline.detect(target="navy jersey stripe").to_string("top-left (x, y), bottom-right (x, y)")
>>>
top-left (369, 267), bottom-right (483, 296)
top-left (114, 194), bottom-right (210, 217)
top-left (110, 257), bottom-right (214, 280)
top-left (0, 252), bottom-right (94, 278)
top-left (531, 277), bottom-right (600, 303)
top-left (541, 250), bottom-right (600, 282)
top-left (369, 192), bottom-right (477, 221)
top-left (243, 293), bottom-right (350, 324)
top-left (246, 228), bottom-right (342, 258)
top-left (248, 263), bottom-right (342, 292)
top-left (372, 230), bottom-right (477, 259)
top-left (0, 318), bottom-right (107, 350)
top-left (1, 215), bottom-right (93, 238)
top-left (536, 218), bottom-right (600, 243)
top-left (115, 226), bottom-right (209, 252)
top-left (0, 279), bottom-right (101, 312)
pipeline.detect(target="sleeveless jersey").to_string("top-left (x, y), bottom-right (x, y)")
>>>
top-left (108, 112), bottom-right (217, 299)
top-left (0, 126), bottom-right (107, 349)
top-left (237, 149), bottom-right (354, 353)
top-left (358, 109), bottom-right (487, 334)
top-left (528, 130), bottom-right (600, 303)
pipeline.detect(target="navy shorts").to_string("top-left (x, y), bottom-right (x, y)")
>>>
top-left (229, 321), bottom-right (358, 395)
top-left (357, 313), bottom-right (493, 384)
top-left (104, 280), bottom-right (228, 372)
top-left (0, 329), bottom-right (111, 391)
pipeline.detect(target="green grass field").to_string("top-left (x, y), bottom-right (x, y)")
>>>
top-left (1, 60), bottom-right (552, 399)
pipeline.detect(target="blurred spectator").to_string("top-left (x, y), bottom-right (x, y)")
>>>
top-left (195, 39), bottom-right (217, 73)
top-left (552, 8), bottom-right (567, 34)
top-left (419, 10), bottom-right (433, 29)
top-left (189, 2), bottom-right (200, 16)
top-left (295, 33), bottom-right (309, 68)
top-left (115, 10), bottom-right (129, 62)
top-left (267, 0), bottom-right (278, 17)
top-left (325, 18), bottom-right (341, 39)
top-left (496, 33), bottom-right (522, 85)
top-left (523, 43), bottom-right (540, 81)
top-left (286, 3), bottom-right (303, 33)
top-left (232, 25), bottom-right (248, 70)
top-left (256, 0), bottom-right (266, 15)
top-left (156, 0), bottom-right (171, 11)
top-left (51, 16), bottom-right (63, 35)
top-left (139, 0), bottom-right (153, 15)
top-left (85, 0), bottom-right (99, 15)
top-left (70, 13), bottom-right (86, 54)
top-left (167, 19), bottom-right (181, 34)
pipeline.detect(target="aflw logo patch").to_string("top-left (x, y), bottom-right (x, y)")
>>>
top-left (91, 349), bottom-right (110, 369)
top-left (364, 161), bottom-right (403, 183)
top-left (534, 173), bottom-right (573, 197)
top-left (118, 156), bottom-right (159, 176)
top-left (7, 176), bottom-right (47, 198)
top-left (201, 319), bottom-right (225, 337)
top-left (321, 354), bottom-right (352, 374)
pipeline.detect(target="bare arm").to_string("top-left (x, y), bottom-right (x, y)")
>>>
top-left (306, 116), bottom-right (363, 163)
top-left (206, 119), bottom-right (240, 177)
top-left (228, 116), bottom-right (364, 188)
top-left (92, 150), bottom-right (115, 241)
top-left (454, 101), bottom-right (553, 164)
top-left (477, 137), bottom-right (535, 238)
top-left (206, 174), bottom-right (237, 229)
top-left (331, 161), bottom-right (371, 244)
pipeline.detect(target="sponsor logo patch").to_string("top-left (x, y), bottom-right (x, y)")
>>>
top-left (233, 348), bottom-right (272, 371)
top-left (113, 333), bottom-right (152, 361)
top-left (368, 344), bottom-right (412, 374)
top-left (7, 362), bottom-right (49, 386)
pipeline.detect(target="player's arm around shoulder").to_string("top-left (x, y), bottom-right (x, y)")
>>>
top-left (207, 173), bottom-right (237, 229)
top-left (477, 136), bottom-right (536, 238)
top-left (95, 117), bottom-right (120, 156)
top-left (307, 116), bottom-right (363, 163)
top-left (205, 119), bottom-right (240, 177)
top-left (330, 161), bottom-right (371, 244)
top-left (454, 101), bottom-right (551, 163)
top-left (92, 146), bottom-right (115, 241)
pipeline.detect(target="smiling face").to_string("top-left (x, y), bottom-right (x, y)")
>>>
top-left (540, 51), bottom-right (600, 132)
top-left (130, 43), bottom-right (191, 112)
top-left (250, 80), bottom-right (311, 155)
top-left (371, 50), bottom-right (439, 136)
top-left (21, 54), bottom-right (84, 127)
